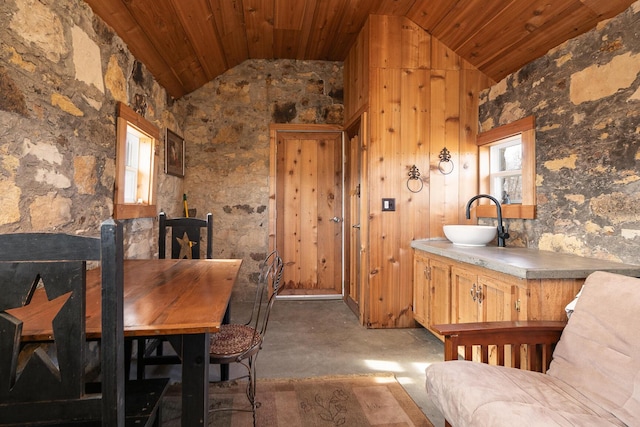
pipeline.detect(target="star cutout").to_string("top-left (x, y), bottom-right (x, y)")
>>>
top-left (4, 279), bottom-right (71, 384)
top-left (7, 286), bottom-right (71, 334)
top-left (176, 232), bottom-right (194, 259)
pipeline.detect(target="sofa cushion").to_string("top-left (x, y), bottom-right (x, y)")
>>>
top-left (426, 360), bottom-right (625, 426)
top-left (548, 271), bottom-right (640, 425)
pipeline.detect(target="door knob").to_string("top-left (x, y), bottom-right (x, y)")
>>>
top-left (330, 216), bottom-right (342, 223)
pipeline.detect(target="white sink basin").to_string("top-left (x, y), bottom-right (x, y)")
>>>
top-left (443, 225), bottom-right (497, 246)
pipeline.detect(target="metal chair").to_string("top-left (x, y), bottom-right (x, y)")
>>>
top-left (0, 220), bottom-right (168, 426)
top-left (208, 250), bottom-right (285, 426)
top-left (134, 211), bottom-right (213, 380)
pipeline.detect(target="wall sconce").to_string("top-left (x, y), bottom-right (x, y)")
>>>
top-left (438, 147), bottom-right (454, 175)
top-left (407, 165), bottom-right (424, 193)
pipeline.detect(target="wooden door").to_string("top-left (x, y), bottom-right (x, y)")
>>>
top-left (345, 131), bottom-right (362, 313)
top-left (276, 131), bottom-right (343, 296)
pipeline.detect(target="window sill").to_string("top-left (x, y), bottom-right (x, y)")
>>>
top-left (475, 204), bottom-right (536, 220)
top-left (114, 204), bottom-right (157, 220)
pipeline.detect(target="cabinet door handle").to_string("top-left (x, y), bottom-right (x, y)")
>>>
top-left (470, 284), bottom-right (477, 302)
top-left (477, 285), bottom-right (483, 304)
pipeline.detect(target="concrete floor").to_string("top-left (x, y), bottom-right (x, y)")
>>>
top-left (144, 299), bottom-right (446, 426)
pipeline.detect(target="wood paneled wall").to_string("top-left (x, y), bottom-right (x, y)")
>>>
top-left (344, 15), bottom-right (492, 328)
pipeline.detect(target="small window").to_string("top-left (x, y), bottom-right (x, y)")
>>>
top-left (489, 135), bottom-right (522, 204)
top-left (114, 102), bottom-right (159, 219)
top-left (477, 116), bottom-right (536, 219)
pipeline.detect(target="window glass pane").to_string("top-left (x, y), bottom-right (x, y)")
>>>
top-left (489, 135), bottom-right (522, 204)
top-left (125, 128), bottom-right (140, 203)
top-left (126, 131), bottom-right (139, 167)
top-left (124, 170), bottom-right (137, 203)
top-left (494, 175), bottom-right (522, 204)
top-left (499, 144), bottom-right (521, 171)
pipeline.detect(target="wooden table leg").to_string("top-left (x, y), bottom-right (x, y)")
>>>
top-left (182, 333), bottom-right (209, 426)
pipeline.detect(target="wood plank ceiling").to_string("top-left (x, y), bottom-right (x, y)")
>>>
top-left (83, 0), bottom-right (636, 99)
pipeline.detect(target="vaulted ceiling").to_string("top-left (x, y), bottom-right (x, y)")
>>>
top-left (84, 0), bottom-right (635, 99)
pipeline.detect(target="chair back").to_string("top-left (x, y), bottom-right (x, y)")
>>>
top-left (248, 250), bottom-right (285, 338)
top-left (0, 220), bottom-right (127, 426)
top-left (159, 211), bottom-right (213, 259)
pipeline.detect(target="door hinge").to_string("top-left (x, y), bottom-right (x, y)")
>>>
top-left (515, 299), bottom-right (521, 312)
top-left (424, 266), bottom-right (431, 280)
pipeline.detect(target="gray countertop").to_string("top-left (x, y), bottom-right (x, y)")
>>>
top-left (411, 239), bottom-right (640, 279)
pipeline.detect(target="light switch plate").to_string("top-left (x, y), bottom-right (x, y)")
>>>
top-left (382, 198), bottom-right (395, 211)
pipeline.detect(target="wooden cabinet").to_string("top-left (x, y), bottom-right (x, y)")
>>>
top-left (413, 249), bottom-right (583, 339)
top-left (413, 252), bottom-right (451, 335)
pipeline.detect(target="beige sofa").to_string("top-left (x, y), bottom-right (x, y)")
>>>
top-left (425, 271), bottom-right (640, 426)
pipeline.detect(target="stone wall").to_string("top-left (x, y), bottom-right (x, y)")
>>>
top-left (172, 60), bottom-right (344, 301)
top-left (0, 0), bottom-right (182, 258)
top-left (478, 2), bottom-right (640, 264)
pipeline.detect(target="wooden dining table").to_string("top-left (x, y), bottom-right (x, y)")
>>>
top-left (15, 258), bottom-right (242, 427)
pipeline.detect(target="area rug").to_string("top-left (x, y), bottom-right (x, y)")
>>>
top-left (162, 373), bottom-right (434, 426)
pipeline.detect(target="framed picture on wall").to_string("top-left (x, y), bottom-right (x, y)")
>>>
top-left (165, 129), bottom-right (185, 177)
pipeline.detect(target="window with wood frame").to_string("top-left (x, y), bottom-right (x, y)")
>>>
top-left (476, 116), bottom-right (536, 219)
top-left (114, 102), bottom-right (159, 219)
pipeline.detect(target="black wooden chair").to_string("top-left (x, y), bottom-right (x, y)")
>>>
top-left (159, 211), bottom-right (213, 260)
top-left (134, 211), bottom-right (213, 380)
top-left (0, 220), bottom-right (168, 426)
top-left (209, 250), bottom-right (285, 426)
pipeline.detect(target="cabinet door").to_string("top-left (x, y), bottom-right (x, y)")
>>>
top-left (429, 259), bottom-right (451, 327)
top-left (412, 253), bottom-right (429, 326)
top-left (478, 276), bottom-right (518, 322)
top-left (452, 266), bottom-right (479, 323)
top-left (478, 276), bottom-right (520, 365)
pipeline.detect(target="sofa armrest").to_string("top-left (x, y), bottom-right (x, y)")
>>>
top-left (431, 321), bottom-right (566, 373)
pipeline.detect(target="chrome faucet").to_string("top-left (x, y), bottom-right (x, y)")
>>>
top-left (465, 194), bottom-right (510, 247)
